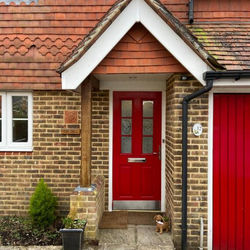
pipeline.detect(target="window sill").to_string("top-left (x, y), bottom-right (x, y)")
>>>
top-left (0, 146), bottom-right (33, 152)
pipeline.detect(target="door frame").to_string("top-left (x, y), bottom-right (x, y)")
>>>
top-left (208, 86), bottom-right (250, 250)
top-left (99, 78), bottom-right (166, 212)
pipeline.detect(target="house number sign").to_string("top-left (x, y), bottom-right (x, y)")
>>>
top-left (193, 123), bottom-right (202, 136)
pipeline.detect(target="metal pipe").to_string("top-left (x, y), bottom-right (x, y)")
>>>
top-left (204, 70), bottom-right (250, 80)
top-left (181, 79), bottom-right (213, 250)
top-left (188, 0), bottom-right (194, 24)
top-left (199, 217), bottom-right (204, 250)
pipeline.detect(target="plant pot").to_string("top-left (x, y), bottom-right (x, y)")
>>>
top-left (60, 228), bottom-right (85, 250)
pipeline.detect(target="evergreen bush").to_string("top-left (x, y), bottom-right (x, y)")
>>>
top-left (29, 179), bottom-right (57, 229)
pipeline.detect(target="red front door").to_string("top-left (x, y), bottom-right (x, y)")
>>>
top-left (113, 92), bottom-right (161, 210)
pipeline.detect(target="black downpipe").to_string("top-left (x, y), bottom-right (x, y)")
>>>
top-left (188, 0), bottom-right (194, 24)
top-left (181, 79), bottom-right (213, 250)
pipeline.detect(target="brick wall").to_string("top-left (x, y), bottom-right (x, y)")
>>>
top-left (0, 90), bottom-right (81, 216)
top-left (70, 175), bottom-right (105, 240)
top-left (91, 90), bottom-right (110, 210)
top-left (165, 75), bottom-right (178, 241)
top-left (165, 75), bottom-right (209, 249)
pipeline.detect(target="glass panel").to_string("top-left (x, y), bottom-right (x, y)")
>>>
top-left (13, 120), bottom-right (28, 142)
top-left (121, 136), bottom-right (131, 153)
top-left (143, 101), bottom-right (153, 117)
top-left (12, 96), bottom-right (28, 118)
top-left (122, 119), bottom-right (132, 135)
top-left (121, 100), bottom-right (132, 117)
top-left (143, 137), bottom-right (153, 154)
top-left (143, 119), bottom-right (153, 135)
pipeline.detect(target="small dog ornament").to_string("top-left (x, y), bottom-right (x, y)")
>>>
top-left (154, 215), bottom-right (169, 234)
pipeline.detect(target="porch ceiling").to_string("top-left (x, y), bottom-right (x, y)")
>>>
top-left (94, 73), bottom-right (172, 82)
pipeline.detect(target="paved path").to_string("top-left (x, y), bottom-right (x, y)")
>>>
top-left (84, 225), bottom-right (174, 250)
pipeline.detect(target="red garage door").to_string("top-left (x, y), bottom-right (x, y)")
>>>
top-left (213, 94), bottom-right (250, 249)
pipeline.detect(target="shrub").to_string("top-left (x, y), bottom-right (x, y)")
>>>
top-left (29, 179), bottom-right (57, 229)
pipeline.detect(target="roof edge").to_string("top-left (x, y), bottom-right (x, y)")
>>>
top-left (145, 0), bottom-right (224, 70)
top-left (57, 0), bottom-right (132, 73)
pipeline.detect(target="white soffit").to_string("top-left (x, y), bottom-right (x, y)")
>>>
top-left (62, 0), bottom-right (210, 89)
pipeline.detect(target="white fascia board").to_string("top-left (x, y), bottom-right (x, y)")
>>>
top-left (62, 0), bottom-right (138, 89)
top-left (138, 0), bottom-right (210, 85)
top-left (213, 78), bottom-right (250, 86)
top-left (62, 0), bottom-right (211, 89)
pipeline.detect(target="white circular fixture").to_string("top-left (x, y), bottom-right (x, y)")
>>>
top-left (193, 123), bottom-right (202, 136)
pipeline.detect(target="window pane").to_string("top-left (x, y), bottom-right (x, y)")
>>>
top-left (0, 120), bottom-right (1, 142)
top-left (13, 120), bottom-right (28, 142)
top-left (143, 137), bottom-right (153, 153)
top-left (143, 119), bottom-right (153, 135)
top-left (121, 136), bottom-right (131, 153)
top-left (143, 101), bottom-right (153, 117)
top-left (12, 96), bottom-right (28, 118)
top-left (122, 119), bottom-right (132, 135)
top-left (121, 100), bottom-right (132, 117)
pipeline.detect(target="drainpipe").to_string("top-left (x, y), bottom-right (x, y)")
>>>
top-left (199, 217), bottom-right (204, 250)
top-left (181, 78), bottom-right (213, 250)
top-left (188, 0), bottom-right (194, 24)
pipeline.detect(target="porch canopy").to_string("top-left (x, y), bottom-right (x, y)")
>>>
top-left (58, 0), bottom-right (223, 90)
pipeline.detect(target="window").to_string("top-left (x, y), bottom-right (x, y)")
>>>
top-left (0, 92), bottom-right (33, 151)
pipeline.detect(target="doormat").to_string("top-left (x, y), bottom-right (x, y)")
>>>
top-left (128, 211), bottom-right (157, 225)
top-left (99, 211), bottom-right (128, 229)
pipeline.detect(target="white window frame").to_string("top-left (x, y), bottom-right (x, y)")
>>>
top-left (0, 92), bottom-right (33, 151)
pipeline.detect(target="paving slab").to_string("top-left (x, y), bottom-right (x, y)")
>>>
top-left (93, 225), bottom-right (174, 250)
top-left (98, 226), bottom-right (136, 245)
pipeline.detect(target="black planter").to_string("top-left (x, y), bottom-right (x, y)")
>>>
top-left (60, 228), bottom-right (85, 250)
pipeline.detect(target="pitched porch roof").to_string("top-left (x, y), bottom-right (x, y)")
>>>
top-left (58, 0), bottom-right (223, 89)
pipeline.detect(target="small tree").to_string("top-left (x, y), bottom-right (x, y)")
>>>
top-left (29, 179), bottom-right (57, 229)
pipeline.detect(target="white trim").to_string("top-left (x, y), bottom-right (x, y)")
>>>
top-left (105, 79), bottom-right (166, 211)
top-left (62, 0), bottom-right (137, 90)
top-left (138, 0), bottom-right (210, 85)
top-left (0, 93), bottom-right (7, 147)
top-left (161, 91), bottom-right (166, 212)
top-left (108, 90), bottom-right (113, 211)
top-left (208, 90), bottom-right (213, 250)
top-left (213, 78), bottom-right (250, 87)
top-left (62, 0), bottom-right (211, 89)
top-left (0, 92), bottom-right (33, 152)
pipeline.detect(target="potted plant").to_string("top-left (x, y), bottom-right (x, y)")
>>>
top-left (60, 209), bottom-right (87, 250)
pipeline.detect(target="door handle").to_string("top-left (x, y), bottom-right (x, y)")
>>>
top-left (153, 145), bottom-right (161, 160)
